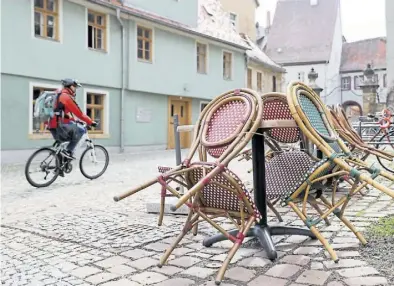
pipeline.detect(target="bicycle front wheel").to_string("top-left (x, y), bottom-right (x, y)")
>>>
top-left (25, 147), bottom-right (60, 188)
top-left (375, 130), bottom-right (394, 173)
top-left (79, 144), bottom-right (109, 179)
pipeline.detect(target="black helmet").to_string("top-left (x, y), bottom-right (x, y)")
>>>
top-left (61, 78), bottom-right (82, 88)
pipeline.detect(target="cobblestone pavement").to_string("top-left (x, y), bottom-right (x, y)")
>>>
top-left (1, 150), bottom-right (394, 286)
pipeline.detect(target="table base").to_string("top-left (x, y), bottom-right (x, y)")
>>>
top-left (203, 225), bottom-right (316, 261)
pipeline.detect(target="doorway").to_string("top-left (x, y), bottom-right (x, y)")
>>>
top-left (167, 96), bottom-right (192, 149)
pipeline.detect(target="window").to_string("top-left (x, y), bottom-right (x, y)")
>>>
top-left (272, 76), bottom-right (277, 92)
top-left (34, 0), bottom-right (59, 40)
top-left (137, 25), bottom-right (153, 62)
top-left (229, 13), bottom-right (237, 29)
top-left (257, 72), bottom-right (262, 91)
top-left (373, 74), bottom-right (378, 84)
top-left (223, 51), bottom-right (232, 80)
top-left (298, 72), bottom-right (305, 82)
top-left (32, 85), bottom-right (58, 133)
top-left (197, 43), bottom-right (207, 74)
top-left (384, 74), bottom-right (387, 87)
top-left (86, 92), bottom-right (105, 134)
top-left (88, 10), bottom-right (107, 51)
top-left (341, 76), bottom-right (351, 90)
top-left (354, 75), bottom-right (363, 90)
top-left (247, 68), bottom-right (252, 88)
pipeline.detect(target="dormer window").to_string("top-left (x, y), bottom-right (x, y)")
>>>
top-left (229, 13), bottom-right (237, 29)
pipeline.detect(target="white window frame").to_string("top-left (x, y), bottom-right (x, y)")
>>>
top-left (200, 101), bottom-right (210, 113)
top-left (229, 12), bottom-right (238, 29)
top-left (83, 88), bottom-right (110, 136)
top-left (222, 50), bottom-right (234, 81)
top-left (85, 8), bottom-right (111, 53)
top-left (341, 76), bottom-right (351, 90)
top-left (28, 82), bottom-right (62, 135)
top-left (298, 71), bottom-right (305, 82)
top-left (135, 22), bottom-right (155, 64)
top-left (196, 41), bottom-right (209, 74)
top-left (31, 0), bottom-right (64, 43)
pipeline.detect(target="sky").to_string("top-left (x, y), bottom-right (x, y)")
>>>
top-left (256, 0), bottom-right (386, 42)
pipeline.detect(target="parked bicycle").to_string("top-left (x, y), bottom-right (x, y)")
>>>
top-left (25, 121), bottom-right (110, 188)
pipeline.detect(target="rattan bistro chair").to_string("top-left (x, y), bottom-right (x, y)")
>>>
top-left (285, 81), bottom-right (394, 261)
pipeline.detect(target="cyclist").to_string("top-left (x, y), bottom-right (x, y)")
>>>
top-left (47, 78), bottom-right (97, 161)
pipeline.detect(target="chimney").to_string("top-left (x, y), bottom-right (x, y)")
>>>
top-left (310, 0), bottom-right (318, 6)
top-left (266, 11), bottom-right (271, 28)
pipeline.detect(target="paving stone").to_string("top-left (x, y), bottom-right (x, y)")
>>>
top-left (85, 272), bottom-right (120, 284)
top-left (181, 266), bottom-right (216, 278)
top-left (70, 266), bottom-right (101, 278)
top-left (127, 257), bottom-right (158, 270)
top-left (333, 237), bottom-right (360, 244)
top-left (188, 252), bottom-right (212, 259)
top-left (331, 243), bottom-right (360, 249)
top-left (130, 271), bottom-right (168, 285)
top-left (323, 259), bottom-right (367, 269)
top-left (327, 282), bottom-right (345, 286)
top-left (344, 277), bottom-right (389, 285)
top-left (205, 262), bottom-right (223, 268)
top-left (280, 255), bottom-right (311, 266)
top-left (296, 270), bottom-right (331, 285)
top-left (171, 248), bottom-right (194, 256)
top-left (153, 278), bottom-right (195, 286)
top-left (199, 281), bottom-right (237, 286)
top-left (108, 264), bottom-right (137, 275)
top-left (248, 275), bottom-right (288, 286)
top-left (101, 278), bottom-right (142, 286)
top-left (121, 249), bottom-right (156, 260)
top-left (293, 247), bottom-right (322, 255)
top-left (95, 256), bottom-right (130, 268)
top-left (144, 242), bottom-right (171, 252)
top-left (238, 257), bottom-right (271, 268)
top-left (168, 256), bottom-right (201, 268)
top-left (265, 264), bottom-right (302, 278)
top-left (285, 235), bottom-right (310, 244)
top-left (152, 265), bottom-right (183, 275)
top-left (224, 267), bottom-right (255, 282)
top-left (311, 262), bottom-right (324, 270)
top-left (336, 266), bottom-right (379, 278)
top-left (324, 251), bottom-right (361, 258)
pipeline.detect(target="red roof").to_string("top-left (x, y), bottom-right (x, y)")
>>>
top-left (340, 37), bottom-right (386, 72)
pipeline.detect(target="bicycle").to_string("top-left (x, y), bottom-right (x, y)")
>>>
top-left (24, 121), bottom-right (110, 188)
top-left (372, 108), bottom-right (394, 173)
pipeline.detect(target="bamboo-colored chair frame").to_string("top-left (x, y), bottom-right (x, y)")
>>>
top-left (286, 81), bottom-right (394, 262)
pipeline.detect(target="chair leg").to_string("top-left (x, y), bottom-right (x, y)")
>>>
top-left (214, 217), bottom-right (255, 285)
top-left (158, 212), bottom-right (199, 267)
top-left (158, 185), bottom-right (167, 226)
top-left (267, 200), bottom-right (283, 222)
top-left (288, 202), bottom-right (338, 262)
top-left (310, 201), bottom-right (330, 226)
top-left (337, 215), bottom-right (367, 245)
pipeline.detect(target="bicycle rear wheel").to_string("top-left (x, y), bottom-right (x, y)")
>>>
top-left (79, 144), bottom-right (109, 179)
top-left (375, 130), bottom-right (394, 173)
top-left (25, 147), bottom-right (60, 188)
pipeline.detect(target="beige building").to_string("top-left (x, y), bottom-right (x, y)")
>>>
top-left (218, 0), bottom-right (286, 92)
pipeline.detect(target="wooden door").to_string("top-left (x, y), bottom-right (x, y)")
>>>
top-left (167, 97), bottom-right (192, 149)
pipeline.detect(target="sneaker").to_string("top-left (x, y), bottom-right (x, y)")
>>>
top-left (61, 150), bottom-right (76, 160)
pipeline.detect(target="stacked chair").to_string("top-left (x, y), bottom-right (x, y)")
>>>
top-left (114, 88), bottom-right (264, 285)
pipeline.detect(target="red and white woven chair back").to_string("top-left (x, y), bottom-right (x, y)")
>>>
top-left (262, 93), bottom-right (300, 143)
top-left (201, 94), bottom-right (252, 158)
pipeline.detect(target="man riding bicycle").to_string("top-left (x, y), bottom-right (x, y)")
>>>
top-left (47, 78), bottom-right (97, 160)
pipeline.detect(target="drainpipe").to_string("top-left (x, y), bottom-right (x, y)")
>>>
top-left (116, 8), bottom-right (125, 153)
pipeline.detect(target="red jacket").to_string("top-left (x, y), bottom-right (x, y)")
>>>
top-left (47, 88), bottom-right (93, 129)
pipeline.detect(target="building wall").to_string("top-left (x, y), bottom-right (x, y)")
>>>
top-left (1, 0), bottom-right (248, 153)
top-left (386, 0), bottom-right (394, 86)
top-left (247, 62), bottom-right (284, 93)
top-left (219, 0), bottom-right (257, 41)
top-left (340, 70), bottom-right (388, 108)
top-left (123, 0), bottom-right (198, 27)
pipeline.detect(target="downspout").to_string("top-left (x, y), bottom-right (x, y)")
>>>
top-left (116, 8), bottom-right (125, 153)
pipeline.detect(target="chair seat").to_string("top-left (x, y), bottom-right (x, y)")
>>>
top-left (265, 151), bottom-right (322, 200)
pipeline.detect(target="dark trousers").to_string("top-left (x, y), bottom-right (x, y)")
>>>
top-left (49, 122), bottom-right (85, 153)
